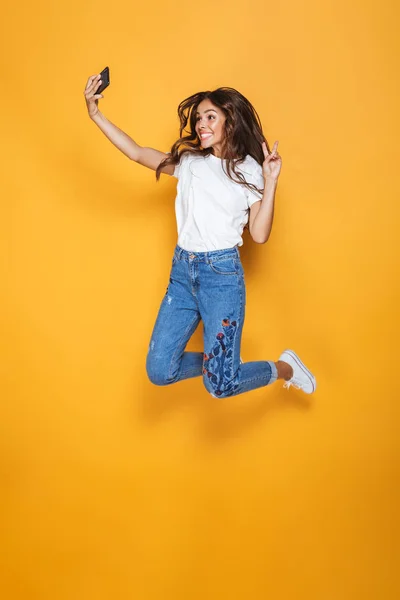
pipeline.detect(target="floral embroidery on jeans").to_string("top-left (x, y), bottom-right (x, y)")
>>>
top-left (203, 318), bottom-right (240, 396)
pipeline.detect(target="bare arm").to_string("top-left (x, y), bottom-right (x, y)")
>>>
top-left (248, 141), bottom-right (282, 244)
top-left (84, 74), bottom-right (175, 176)
top-left (90, 112), bottom-right (174, 175)
top-left (248, 178), bottom-right (277, 244)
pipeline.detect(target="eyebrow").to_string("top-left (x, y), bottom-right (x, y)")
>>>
top-left (195, 109), bottom-right (217, 115)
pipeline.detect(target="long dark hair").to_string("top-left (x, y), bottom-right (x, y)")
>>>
top-left (155, 86), bottom-right (271, 198)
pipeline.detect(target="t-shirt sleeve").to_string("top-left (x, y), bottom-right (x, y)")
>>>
top-left (172, 152), bottom-right (189, 179)
top-left (245, 162), bottom-right (265, 208)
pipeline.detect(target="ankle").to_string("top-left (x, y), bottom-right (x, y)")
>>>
top-left (275, 360), bottom-right (293, 381)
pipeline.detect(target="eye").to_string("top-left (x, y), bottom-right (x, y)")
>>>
top-left (196, 114), bottom-right (216, 121)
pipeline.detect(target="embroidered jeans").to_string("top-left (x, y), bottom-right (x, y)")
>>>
top-left (146, 245), bottom-right (278, 398)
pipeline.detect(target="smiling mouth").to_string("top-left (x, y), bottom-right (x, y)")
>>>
top-left (200, 133), bottom-right (213, 140)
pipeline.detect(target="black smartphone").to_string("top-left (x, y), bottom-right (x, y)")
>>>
top-left (97, 66), bottom-right (110, 94)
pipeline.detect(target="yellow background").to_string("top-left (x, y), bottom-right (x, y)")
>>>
top-left (1, 0), bottom-right (399, 598)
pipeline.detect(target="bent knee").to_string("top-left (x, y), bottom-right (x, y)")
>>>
top-left (146, 356), bottom-right (173, 386)
top-left (147, 370), bottom-right (170, 386)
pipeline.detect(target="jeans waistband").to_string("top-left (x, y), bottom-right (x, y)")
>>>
top-left (174, 244), bottom-right (240, 263)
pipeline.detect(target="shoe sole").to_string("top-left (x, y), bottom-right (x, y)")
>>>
top-left (283, 349), bottom-right (317, 393)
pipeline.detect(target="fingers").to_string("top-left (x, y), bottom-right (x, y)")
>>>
top-left (271, 141), bottom-right (281, 160)
top-left (262, 140), bottom-right (281, 160)
top-left (84, 74), bottom-right (102, 97)
top-left (269, 141), bottom-right (279, 156)
top-left (85, 74), bottom-right (99, 91)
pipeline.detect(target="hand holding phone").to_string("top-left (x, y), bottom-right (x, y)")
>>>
top-left (84, 66), bottom-right (110, 119)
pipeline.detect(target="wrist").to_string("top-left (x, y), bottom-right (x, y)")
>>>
top-left (263, 176), bottom-right (278, 184)
top-left (90, 110), bottom-right (104, 122)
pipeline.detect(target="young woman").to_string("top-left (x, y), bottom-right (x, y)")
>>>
top-left (84, 74), bottom-right (316, 398)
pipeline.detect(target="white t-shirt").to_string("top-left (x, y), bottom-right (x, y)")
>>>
top-left (172, 152), bottom-right (264, 252)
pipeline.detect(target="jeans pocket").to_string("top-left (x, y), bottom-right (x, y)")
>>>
top-left (209, 257), bottom-right (239, 276)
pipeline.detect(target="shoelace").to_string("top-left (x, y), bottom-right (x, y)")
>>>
top-left (283, 377), bottom-right (303, 390)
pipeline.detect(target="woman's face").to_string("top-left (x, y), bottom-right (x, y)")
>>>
top-left (195, 99), bottom-right (226, 157)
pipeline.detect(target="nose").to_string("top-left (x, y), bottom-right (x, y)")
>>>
top-left (197, 117), bottom-right (207, 129)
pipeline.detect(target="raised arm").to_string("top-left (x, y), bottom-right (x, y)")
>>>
top-left (84, 73), bottom-right (175, 176)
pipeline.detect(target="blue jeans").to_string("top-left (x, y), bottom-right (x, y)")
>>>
top-left (146, 245), bottom-right (278, 398)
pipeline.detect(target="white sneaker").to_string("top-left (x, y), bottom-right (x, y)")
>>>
top-left (278, 349), bottom-right (316, 394)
